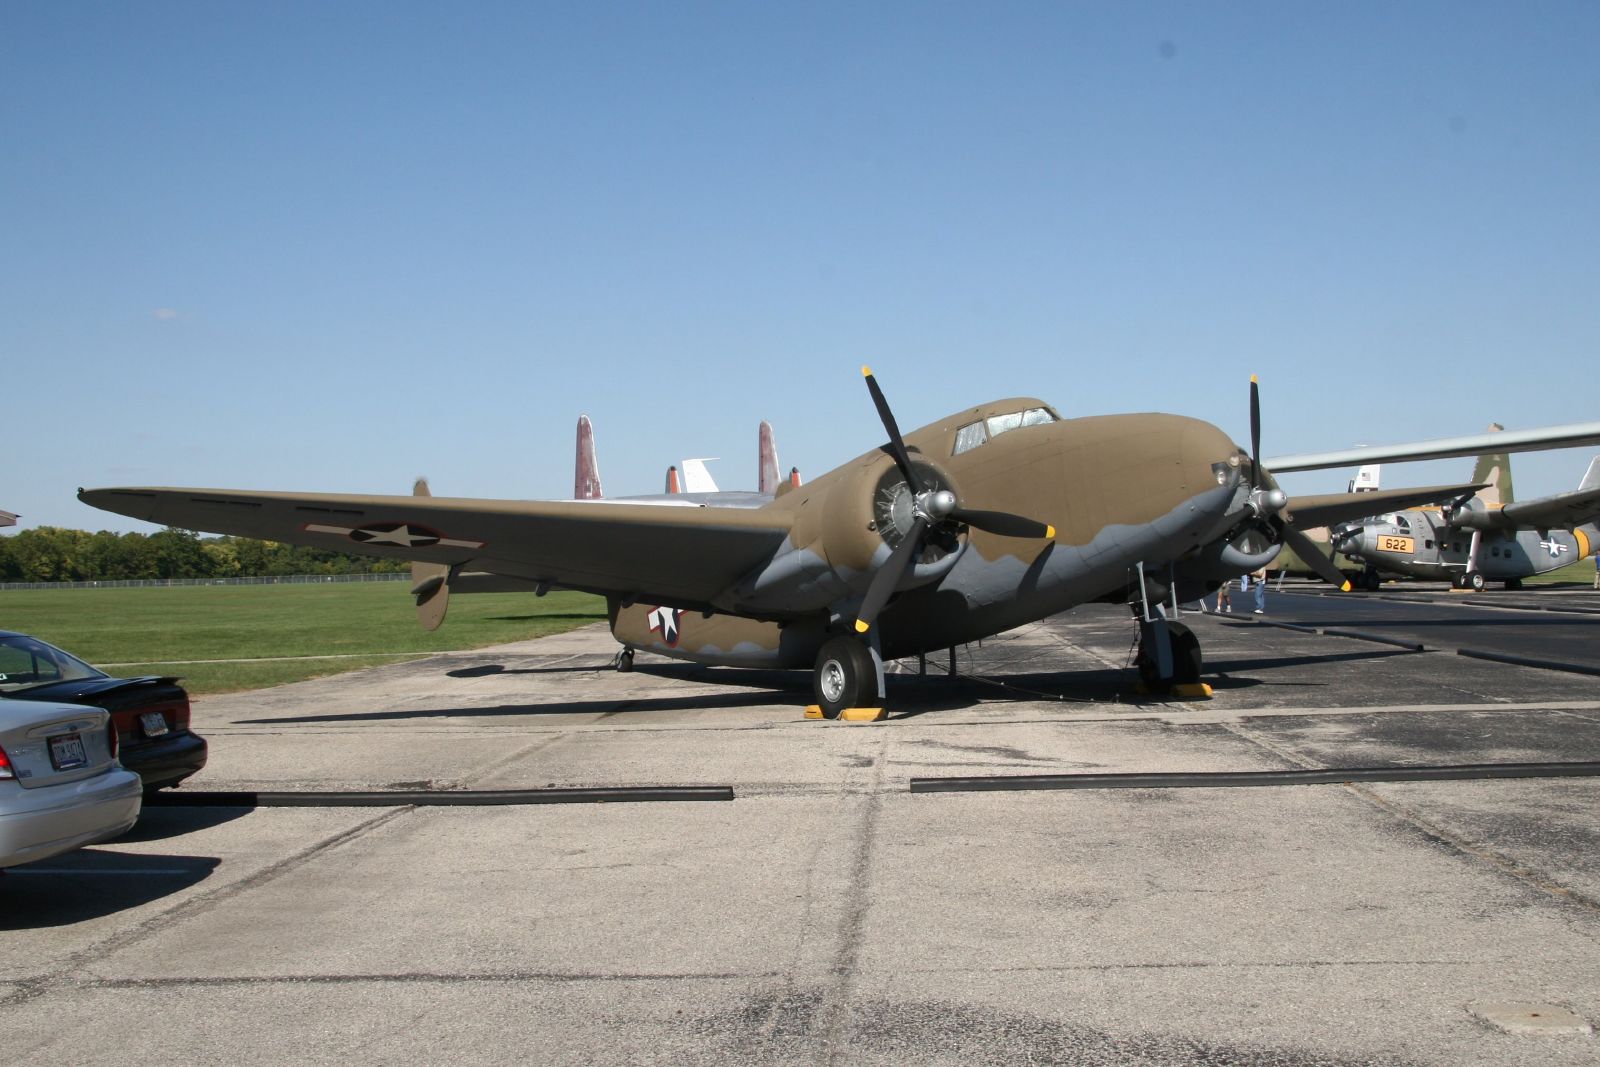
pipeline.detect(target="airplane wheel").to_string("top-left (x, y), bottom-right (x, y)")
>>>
top-left (615, 648), bottom-right (634, 673)
top-left (1170, 622), bottom-right (1202, 683)
top-left (1467, 571), bottom-right (1486, 592)
top-left (813, 636), bottom-right (873, 719)
top-left (1136, 623), bottom-right (1201, 691)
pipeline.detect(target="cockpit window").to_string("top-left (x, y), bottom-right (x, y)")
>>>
top-left (955, 407), bottom-right (1056, 455)
top-left (954, 421), bottom-right (988, 455)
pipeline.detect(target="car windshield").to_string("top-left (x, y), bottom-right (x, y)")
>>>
top-left (0, 635), bottom-right (108, 693)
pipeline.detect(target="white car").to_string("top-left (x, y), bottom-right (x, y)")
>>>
top-left (0, 698), bottom-right (142, 869)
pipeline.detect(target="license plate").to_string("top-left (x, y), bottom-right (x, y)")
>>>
top-left (48, 732), bottom-right (88, 771)
top-left (140, 711), bottom-right (170, 737)
top-left (1376, 535), bottom-right (1415, 554)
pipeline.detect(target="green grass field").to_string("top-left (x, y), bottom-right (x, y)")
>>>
top-left (0, 582), bottom-right (606, 694)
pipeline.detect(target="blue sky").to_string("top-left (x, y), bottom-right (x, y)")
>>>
top-left (4, 2), bottom-right (1597, 532)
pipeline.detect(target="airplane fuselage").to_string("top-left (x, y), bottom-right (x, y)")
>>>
top-left (1337, 507), bottom-right (1596, 583)
top-left (613, 399), bottom-right (1258, 667)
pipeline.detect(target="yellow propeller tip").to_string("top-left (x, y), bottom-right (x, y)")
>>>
top-left (861, 365), bottom-right (873, 377)
top-left (1340, 581), bottom-right (1352, 592)
top-left (1045, 525), bottom-right (1056, 539)
top-left (854, 619), bottom-right (871, 633)
top-left (1250, 374), bottom-right (1258, 384)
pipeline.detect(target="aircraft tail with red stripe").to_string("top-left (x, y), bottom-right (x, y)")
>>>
top-left (574, 415), bottom-right (603, 500)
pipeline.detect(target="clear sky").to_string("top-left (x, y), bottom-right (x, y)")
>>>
top-left (4, 2), bottom-right (1597, 532)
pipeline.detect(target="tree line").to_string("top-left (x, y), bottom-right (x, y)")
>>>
top-left (0, 527), bottom-right (408, 583)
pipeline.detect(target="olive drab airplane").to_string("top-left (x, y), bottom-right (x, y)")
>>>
top-left (1332, 455), bottom-right (1600, 591)
top-left (78, 372), bottom-right (1600, 717)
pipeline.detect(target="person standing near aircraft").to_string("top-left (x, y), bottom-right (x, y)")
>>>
top-left (1250, 567), bottom-right (1267, 613)
top-left (1213, 579), bottom-right (1232, 613)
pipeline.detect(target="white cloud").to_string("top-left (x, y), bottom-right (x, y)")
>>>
top-left (152, 307), bottom-right (180, 321)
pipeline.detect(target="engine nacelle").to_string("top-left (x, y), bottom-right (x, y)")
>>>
top-left (1442, 496), bottom-right (1494, 530)
top-left (728, 453), bottom-right (966, 615)
top-left (1174, 524), bottom-right (1283, 583)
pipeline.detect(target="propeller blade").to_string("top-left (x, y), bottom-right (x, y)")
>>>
top-left (1282, 525), bottom-right (1352, 592)
top-left (1249, 374), bottom-right (1262, 490)
top-left (950, 508), bottom-right (1055, 540)
top-left (862, 366), bottom-right (924, 495)
top-left (854, 515), bottom-right (928, 634)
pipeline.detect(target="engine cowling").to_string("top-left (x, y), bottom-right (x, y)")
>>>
top-left (729, 453), bottom-right (966, 615)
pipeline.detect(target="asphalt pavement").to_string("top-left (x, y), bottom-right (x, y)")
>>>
top-left (3, 591), bottom-right (1599, 1066)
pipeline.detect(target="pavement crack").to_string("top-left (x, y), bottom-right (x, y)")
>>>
top-left (0, 806), bottom-right (414, 1011)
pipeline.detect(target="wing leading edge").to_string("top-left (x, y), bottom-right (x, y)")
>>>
top-left (78, 487), bottom-right (794, 610)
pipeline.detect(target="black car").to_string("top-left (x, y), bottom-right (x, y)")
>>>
top-left (0, 630), bottom-right (207, 791)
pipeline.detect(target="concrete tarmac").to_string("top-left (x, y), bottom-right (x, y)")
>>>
top-left (4, 596), bottom-right (1600, 1066)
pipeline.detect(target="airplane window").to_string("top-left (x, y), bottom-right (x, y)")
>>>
top-left (954, 422), bottom-right (988, 454)
top-left (1426, 540), bottom-right (1434, 549)
top-left (1394, 515), bottom-right (1411, 531)
top-left (986, 412), bottom-right (1025, 438)
top-left (1021, 407), bottom-right (1055, 427)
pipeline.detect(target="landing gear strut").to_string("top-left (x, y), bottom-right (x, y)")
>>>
top-left (812, 635), bottom-right (883, 719)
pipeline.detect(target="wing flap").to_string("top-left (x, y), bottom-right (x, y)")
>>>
top-left (79, 487), bottom-right (793, 607)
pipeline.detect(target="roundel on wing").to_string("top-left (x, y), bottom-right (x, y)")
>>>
top-left (349, 522), bottom-right (443, 548)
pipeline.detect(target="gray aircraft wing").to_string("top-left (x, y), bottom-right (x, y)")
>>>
top-left (1499, 485), bottom-right (1600, 531)
top-left (78, 486), bottom-right (793, 611)
top-left (1264, 422), bottom-right (1600, 473)
top-left (1286, 484), bottom-right (1485, 530)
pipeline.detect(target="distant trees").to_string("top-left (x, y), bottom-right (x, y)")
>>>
top-left (0, 527), bottom-right (407, 583)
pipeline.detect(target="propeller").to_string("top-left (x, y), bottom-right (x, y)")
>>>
top-left (853, 367), bottom-right (1055, 634)
top-left (1245, 377), bottom-right (1352, 592)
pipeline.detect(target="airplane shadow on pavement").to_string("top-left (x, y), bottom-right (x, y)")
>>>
top-left (240, 647), bottom-right (1411, 726)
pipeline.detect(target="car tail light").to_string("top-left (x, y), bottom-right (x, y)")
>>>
top-left (107, 719), bottom-right (120, 760)
top-left (171, 697), bottom-right (192, 730)
top-left (0, 744), bottom-right (13, 780)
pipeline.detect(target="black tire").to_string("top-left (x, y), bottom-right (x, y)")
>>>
top-left (1467, 571), bottom-right (1486, 592)
top-left (1136, 622), bottom-right (1201, 690)
top-left (1169, 622), bottom-right (1202, 683)
top-left (813, 636), bottom-right (875, 719)
top-left (616, 648), bottom-right (634, 673)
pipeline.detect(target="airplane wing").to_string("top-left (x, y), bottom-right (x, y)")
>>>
top-left (1264, 422), bottom-right (1600, 472)
top-left (1499, 486), bottom-right (1600, 531)
top-left (1286, 484), bottom-right (1485, 530)
top-left (78, 487), bottom-right (794, 610)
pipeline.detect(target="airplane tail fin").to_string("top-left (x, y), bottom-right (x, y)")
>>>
top-left (759, 421), bottom-right (780, 495)
top-left (574, 415), bottom-right (603, 500)
top-left (1470, 423), bottom-right (1514, 506)
top-left (1347, 464), bottom-right (1381, 493)
top-left (409, 477), bottom-right (451, 632)
top-left (1578, 456), bottom-right (1600, 492)
top-left (681, 458), bottom-right (719, 493)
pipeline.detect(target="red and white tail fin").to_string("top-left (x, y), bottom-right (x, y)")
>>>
top-left (574, 415), bottom-right (603, 500)
top-left (759, 420), bottom-right (780, 494)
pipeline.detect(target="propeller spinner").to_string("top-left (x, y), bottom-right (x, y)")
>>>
top-left (853, 367), bottom-right (1055, 634)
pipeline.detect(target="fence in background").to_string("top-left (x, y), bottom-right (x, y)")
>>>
top-left (1, 572), bottom-right (410, 592)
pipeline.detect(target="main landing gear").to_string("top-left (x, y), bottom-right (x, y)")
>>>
top-left (811, 635), bottom-right (885, 719)
top-left (1134, 613), bottom-right (1203, 693)
top-left (1452, 571), bottom-right (1486, 592)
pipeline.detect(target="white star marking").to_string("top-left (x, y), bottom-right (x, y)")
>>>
top-left (1539, 540), bottom-right (1569, 559)
top-left (647, 606), bottom-right (682, 646)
